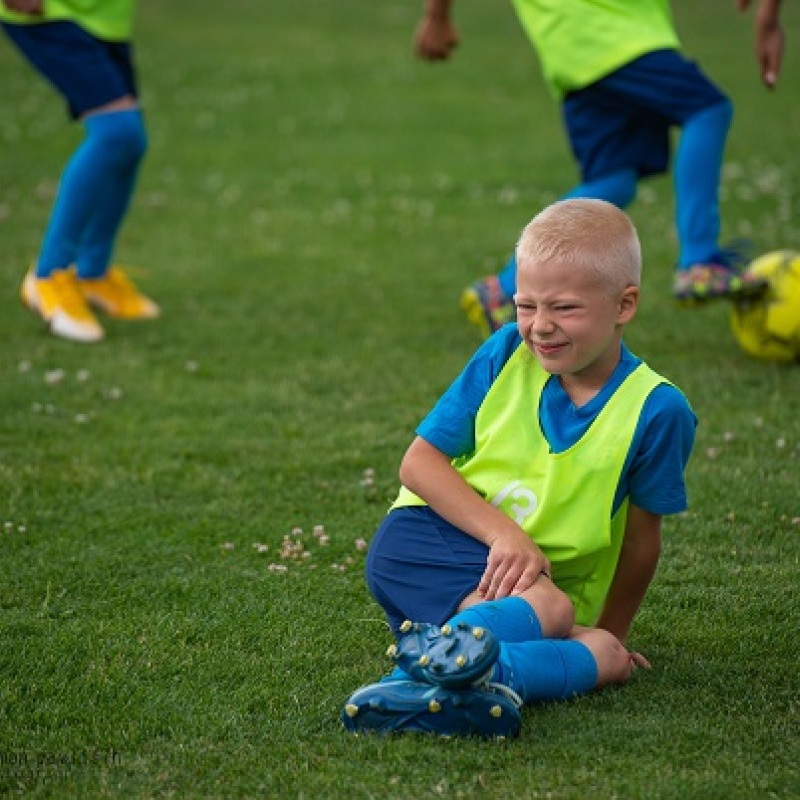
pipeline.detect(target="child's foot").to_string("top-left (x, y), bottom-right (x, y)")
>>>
top-left (674, 263), bottom-right (768, 305)
top-left (21, 267), bottom-right (104, 343)
top-left (388, 620), bottom-right (500, 689)
top-left (341, 678), bottom-right (521, 739)
top-left (460, 276), bottom-right (515, 339)
top-left (79, 267), bottom-right (160, 319)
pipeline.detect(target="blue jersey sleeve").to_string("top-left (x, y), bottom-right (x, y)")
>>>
top-left (625, 384), bottom-right (697, 515)
top-left (416, 325), bottom-right (522, 458)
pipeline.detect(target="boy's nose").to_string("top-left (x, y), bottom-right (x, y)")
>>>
top-left (532, 312), bottom-right (556, 333)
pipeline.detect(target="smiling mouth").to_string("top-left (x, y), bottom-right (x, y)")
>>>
top-left (533, 341), bottom-right (567, 354)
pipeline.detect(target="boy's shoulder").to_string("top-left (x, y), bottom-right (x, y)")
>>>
top-left (618, 347), bottom-right (694, 418)
top-left (468, 323), bottom-right (523, 379)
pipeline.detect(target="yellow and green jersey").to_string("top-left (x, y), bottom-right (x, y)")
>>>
top-left (510, 0), bottom-right (680, 98)
top-left (0, 0), bottom-right (136, 41)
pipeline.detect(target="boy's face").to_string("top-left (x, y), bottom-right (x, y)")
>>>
top-left (514, 256), bottom-right (638, 385)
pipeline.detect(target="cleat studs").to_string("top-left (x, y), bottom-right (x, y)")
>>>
top-left (455, 655), bottom-right (467, 668)
top-left (441, 624), bottom-right (452, 636)
top-left (472, 627), bottom-right (485, 640)
top-left (386, 644), bottom-right (398, 658)
top-left (399, 620), bottom-right (413, 633)
top-left (490, 705), bottom-right (502, 718)
top-left (418, 655), bottom-right (430, 666)
top-left (429, 699), bottom-right (442, 713)
top-left (344, 704), bottom-right (359, 718)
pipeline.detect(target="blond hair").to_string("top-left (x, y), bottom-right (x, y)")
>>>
top-left (516, 199), bottom-right (641, 292)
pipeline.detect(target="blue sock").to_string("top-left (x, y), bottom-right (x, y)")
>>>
top-left (562, 167), bottom-right (638, 208)
top-left (446, 597), bottom-right (543, 643)
top-left (496, 167), bottom-right (638, 298)
top-left (494, 639), bottom-right (598, 702)
top-left (37, 109), bottom-right (147, 278)
top-left (674, 100), bottom-right (732, 268)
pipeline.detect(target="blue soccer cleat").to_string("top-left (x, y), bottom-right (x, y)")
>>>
top-left (387, 620), bottom-right (500, 689)
top-left (341, 678), bottom-right (521, 739)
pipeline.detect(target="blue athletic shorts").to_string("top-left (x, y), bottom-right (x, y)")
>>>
top-left (1, 20), bottom-right (137, 119)
top-left (366, 506), bottom-right (489, 634)
top-left (563, 49), bottom-right (729, 181)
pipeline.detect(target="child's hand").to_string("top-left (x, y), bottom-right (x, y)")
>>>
top-left (736, 0), bottom-right (784, 88)
top-left (629, 651), bottom-right (651, 672)
top-left (2, 0), bottom-right (43, 12)
top-left (478, 529), bottom-right (550, 600)
top-left (414, 17), bottom-right (459, 61)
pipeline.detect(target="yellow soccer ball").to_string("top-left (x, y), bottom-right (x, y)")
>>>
top-left (730, 251), bottom-right (800, 363)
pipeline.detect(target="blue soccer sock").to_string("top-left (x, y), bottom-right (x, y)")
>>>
top-left (37, 109), bottom-right (147, 279)
top-left (496, 167), bottom-right (638, 298)
top-left (446, 597), bottom-right (543, 643)
top-left (674, 99), bottom-right (732, 268)
top-left (562, 167), bottom-right (638, 209)
top-left (493, 639), bottom-right (598, 702)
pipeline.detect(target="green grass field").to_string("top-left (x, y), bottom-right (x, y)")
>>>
top-left (1, 1), bottom-right (799, 797)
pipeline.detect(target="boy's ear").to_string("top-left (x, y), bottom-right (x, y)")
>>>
top-left (618, 286), bottom-right (639, 322)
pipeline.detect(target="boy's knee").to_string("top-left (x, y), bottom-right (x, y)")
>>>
top-left (688, 98), bottom-right (733, 132)
top-left (88, 111), bottom-right (148, 165)
top-left (521, 580), bottom-right (574, 638)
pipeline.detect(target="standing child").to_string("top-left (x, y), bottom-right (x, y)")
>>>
top-left (413, 0), bottom-right (784, 337)
top-left (342, 200), bottom-right (697, 738)
top-left (2, 0), bottom-right (158, 343)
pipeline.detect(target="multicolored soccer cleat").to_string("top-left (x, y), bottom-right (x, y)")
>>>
top-left (341, 678), bottom-right (521, 739)
top-left (387, 620), bottom-right (500, 689)
top-left (674, 263), bottom-right (768, 305)
top-left (674, 242), bottom-right (767, 306)
top-left (460, 275), bottom-right (516, 339)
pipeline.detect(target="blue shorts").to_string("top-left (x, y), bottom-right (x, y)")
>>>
top-left (563, 49), bottom-right (729, 181)
top-left (365, 506), bottom-right (489, 634)
top-left (1, 20), bottom-right (137, 119)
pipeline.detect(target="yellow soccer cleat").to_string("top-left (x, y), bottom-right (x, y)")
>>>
top-left (79, 266), bottom-right (160, 320)
top-left (21, 267), bottom-right (104, 343)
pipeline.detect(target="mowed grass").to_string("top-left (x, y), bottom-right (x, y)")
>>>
top-left (1, 1), bottom-right (799, 797)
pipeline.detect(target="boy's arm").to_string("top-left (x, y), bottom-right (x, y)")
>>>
top-left (595, 504), bottom-right (662, 646)
top-left (736, 0), bottom-right (784, 88)
top-left (415, 0), bottom-right (459, 60)
top-left (399, 435), bottom-right (550, 599)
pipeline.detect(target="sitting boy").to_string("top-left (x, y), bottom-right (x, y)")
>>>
top-left (342, 199), bottom-right (697, 738)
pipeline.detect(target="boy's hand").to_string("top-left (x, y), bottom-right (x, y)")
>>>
top-left (2, 0), bottom-right (43, 13)
top-left (414, 16), bottom-right (459, 61)
top-left (736, 0), bottom-right (784, 88)
top-left (629, 651), bottom-right (651, 671)
top-left (478, 529), bottom-right (551, 600)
